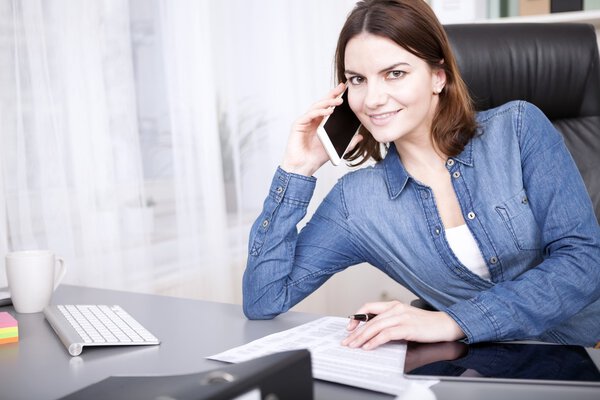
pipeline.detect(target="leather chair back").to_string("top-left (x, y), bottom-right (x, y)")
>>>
top-left (445, 23), bottom-right (600, 222)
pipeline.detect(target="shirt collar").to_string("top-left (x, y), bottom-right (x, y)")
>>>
top-left (382, 144), bottom-right (410, 199)
top-left (453, 138), bottom-right (474, 167)
top-left (382, 140), bottom-right (474, 200)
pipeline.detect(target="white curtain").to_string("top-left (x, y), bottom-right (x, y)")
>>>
top-left (0, 0), bottom-right (151, 290)
top-left (0, 0), bottom-right (356, 304)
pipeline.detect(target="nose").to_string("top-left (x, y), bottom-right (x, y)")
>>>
top-left (364, 81), bottom-right (387, 110)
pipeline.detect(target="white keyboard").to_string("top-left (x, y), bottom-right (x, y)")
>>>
top-left (43, 304), bottom-right (160, 356)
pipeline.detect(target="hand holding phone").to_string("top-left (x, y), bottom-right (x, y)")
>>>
top-left (316, 87), bottom-right (361, 166)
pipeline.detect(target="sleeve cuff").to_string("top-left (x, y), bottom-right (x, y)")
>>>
top-left (270, 167), bottom-right (316, 206)
top-left (445, 298), bottom-right (500, 343)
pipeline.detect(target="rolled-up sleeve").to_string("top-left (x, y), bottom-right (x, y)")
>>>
top-left (243, 167), bottom-right (363, 319)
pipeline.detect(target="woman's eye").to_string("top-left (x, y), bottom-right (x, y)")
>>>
top-left (348, 76), bottom-right (364, 85)
top-left (387, 70), bottom-right (405, 79)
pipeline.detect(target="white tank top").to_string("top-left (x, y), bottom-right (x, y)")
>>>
top-left (445, 224), bottom-right (490, 280)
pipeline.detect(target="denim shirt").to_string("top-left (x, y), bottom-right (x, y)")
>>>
top-left (243, 101), bottom-right (600, 346)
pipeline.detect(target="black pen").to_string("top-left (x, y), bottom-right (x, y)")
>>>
top-left (347, 313), bottom-right (377, 322)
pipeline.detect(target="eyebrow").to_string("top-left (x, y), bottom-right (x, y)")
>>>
top-left (344, 62), bottom-right (411, 76)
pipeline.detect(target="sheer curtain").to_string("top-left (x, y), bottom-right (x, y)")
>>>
top-left (0, 0), bottom-right (151, 290)
top-left (0, 0), bottom-right (356, 304)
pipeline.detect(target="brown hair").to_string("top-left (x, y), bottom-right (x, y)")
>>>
top-left (336, 0), bottom-right (477, 164)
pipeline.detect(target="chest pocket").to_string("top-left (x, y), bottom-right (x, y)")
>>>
top-left (495, 189), bottom-right (542, 251)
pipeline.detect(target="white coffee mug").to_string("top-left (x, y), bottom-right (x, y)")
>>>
top-left (5, 250), bottom-right (67, 313)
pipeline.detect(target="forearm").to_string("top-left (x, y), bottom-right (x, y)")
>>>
top-left (446, 247), bottom-right (600, 343)
top-left (243, 168), bottom-right (316, 319)
top-left (447, 102), bottom-right (599, 343)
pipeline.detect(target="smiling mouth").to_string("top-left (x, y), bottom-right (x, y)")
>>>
top-left (369, 110), bottom-right (400, 119)
top-left (368, 109), bottom-right (401, 124)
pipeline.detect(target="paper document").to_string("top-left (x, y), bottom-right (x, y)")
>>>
top-left (208, 316), bottom-right (437, 396)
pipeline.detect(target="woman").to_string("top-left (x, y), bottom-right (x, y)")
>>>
top-left (242, 0), bottom-right (600, 349)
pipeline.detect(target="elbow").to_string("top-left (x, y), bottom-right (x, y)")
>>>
top-left (242, 272), bottom-right (286, 320)
top-left (242, 270), bottom-right (290, 320)
top-left (243, 300), bottom-right (278, 320)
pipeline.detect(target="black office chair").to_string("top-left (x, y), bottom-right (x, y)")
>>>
top-left (412, 23), bottom-right (600, 312)
top-left (445, 23), bottom-right (600, 222)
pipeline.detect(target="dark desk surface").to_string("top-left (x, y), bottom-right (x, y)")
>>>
top-left (0, 285), bottom-right (598, 400)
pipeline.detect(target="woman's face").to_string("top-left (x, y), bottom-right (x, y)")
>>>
top-left (344, 32), bottom-right (445, 146)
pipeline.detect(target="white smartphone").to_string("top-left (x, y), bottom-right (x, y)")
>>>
top-left (316, 88), bottom-right (361, 166)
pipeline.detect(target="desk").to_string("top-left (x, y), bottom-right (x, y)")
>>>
top-left (0, 285), bottom-right (598, 400)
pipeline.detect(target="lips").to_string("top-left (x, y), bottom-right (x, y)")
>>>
top-left (368, 109), bottom-right (401, 126)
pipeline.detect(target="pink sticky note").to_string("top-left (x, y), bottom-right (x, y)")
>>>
top-left (0, 312), bottom-right (18, 329)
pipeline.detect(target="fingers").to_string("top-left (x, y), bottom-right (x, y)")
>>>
top-left (344, 300), bottom-right (402, 334)
top-left (311, 83), bottom-right (345, 112)
top-left (345, 300), bottom-right (400, 331)
top-left (354, 300), bottom-right (402, 316)
top-left (342, 306), bottom-right (466, 350)
top-left (312, 82), bottom-right (345, 115)
top-left (293, 84), bottom-right (345, 131)
top-left (330, 81), bottom-right (346, 98)
top-left (282, 82), bottom-right (349, 175)
top-left (343, 312), bottom-right (405, 349)
top-left (359, 326), bottom-right (402, 350)
top-left (293, 107), bottom-right (334, 129)
top-left (346, 320), bottom-right (360, 331)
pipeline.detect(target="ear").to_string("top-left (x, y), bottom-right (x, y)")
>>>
top-left (432, 66), bottom-right (447, 95)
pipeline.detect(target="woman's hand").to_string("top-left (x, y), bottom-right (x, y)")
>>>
top-left (341, 300), bottom-right (465, 350)
top-left (281, 83), bottom-right (362, 176)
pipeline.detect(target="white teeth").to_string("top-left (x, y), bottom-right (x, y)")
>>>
top-left (371, 110), bottom-right (398, 119)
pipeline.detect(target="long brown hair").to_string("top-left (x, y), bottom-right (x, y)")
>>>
top-left (336, 0), bottom-right (477, 164)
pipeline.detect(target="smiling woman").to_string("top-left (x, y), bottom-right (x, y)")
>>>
top-left (337, 0), bottom-right (477, 165)
top-left (243, 0), bottom-right (600, 350)
top-left (343, 33), bottom-right (446, 146)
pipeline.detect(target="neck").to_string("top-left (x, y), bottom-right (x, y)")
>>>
top-left (394, 134), bottom-right (447, 176)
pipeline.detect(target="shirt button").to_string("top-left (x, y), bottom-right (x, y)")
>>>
top-left (446, 159), bottom-right (455, 167)
top-left (452, 171), bottom-right (461, 179)
top-left (434, 227), bottom-right (441, 235)
top-left (262, 220), bottom-right (269, 228)
top-left (275, 186), bottom-right (283, 194)
top-left (421, 191), bottom-right (430, 199)
top-left (490, 256), bottom-right (498, 264)
top-left (521, 196), bottom-right (528, 204)
top-left (467, 212), bottom-right (476, 220)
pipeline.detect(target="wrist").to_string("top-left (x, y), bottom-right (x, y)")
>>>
top-left (441, 312), bottom-right (466, 341)
top-left (280, 161), bottom-right (318, 177)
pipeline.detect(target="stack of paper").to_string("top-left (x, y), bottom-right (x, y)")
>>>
top-left (209, 317), bottom-right (437, 397)
top-left (0, 312), bottom-right (18, 344)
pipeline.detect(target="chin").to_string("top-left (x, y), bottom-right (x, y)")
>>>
top-left (368, 128), bottom-right (404, 144)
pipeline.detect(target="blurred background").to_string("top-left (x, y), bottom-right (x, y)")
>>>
top-left (1, 0), bottom-right (599, 316)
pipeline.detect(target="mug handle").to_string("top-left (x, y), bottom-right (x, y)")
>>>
top-left (54, 257), bottom-right (67, 291)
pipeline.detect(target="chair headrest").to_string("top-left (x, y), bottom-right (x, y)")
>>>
top-left (445, 23), bottom-right (600, 120)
